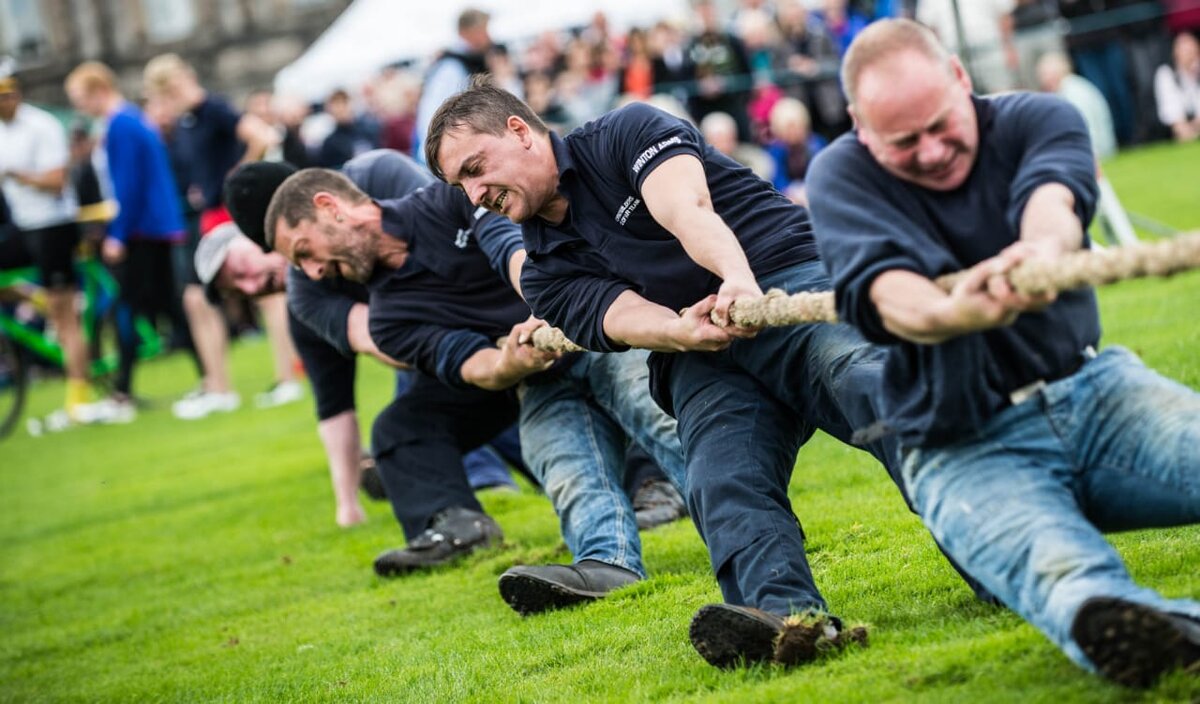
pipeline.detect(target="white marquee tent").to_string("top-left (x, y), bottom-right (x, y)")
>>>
top-left (275, 0), bottom-right (691, 102)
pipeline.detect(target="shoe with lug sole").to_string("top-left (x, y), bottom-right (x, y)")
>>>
top-left (498, 559), bottom-right (641, 615)
top-left (1072, 596), bottom-right (1200, 688)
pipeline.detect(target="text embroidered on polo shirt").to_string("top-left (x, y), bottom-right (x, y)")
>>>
top-left (630, 135), bottom-right (683, 175)
top-left (615, 196), bottom-right (641, 225)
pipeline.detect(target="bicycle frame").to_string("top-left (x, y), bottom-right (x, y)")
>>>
top-left (0, 259), bottom-right (162, 377)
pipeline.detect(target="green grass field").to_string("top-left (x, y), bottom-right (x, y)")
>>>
top-left (1, 142), bottom-right (1198, 703)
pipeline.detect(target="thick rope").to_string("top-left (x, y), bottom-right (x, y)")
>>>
top-left (531, 232), bottom-right (1200, 352)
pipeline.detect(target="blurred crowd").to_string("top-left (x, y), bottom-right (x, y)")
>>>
top-left (273, 0), bottom-right (1200, 203)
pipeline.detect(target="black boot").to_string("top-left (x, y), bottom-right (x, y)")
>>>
top-left (373, 507), bottom-right (502, 577)
top-left (1072, 597), bottom-right (1200, 688)
top-left (498, 559), bottom-right (641, 615)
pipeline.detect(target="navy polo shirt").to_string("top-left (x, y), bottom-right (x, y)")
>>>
top-left (807, 92), bottom-right (1101, 447)
top-left (366, 181), bottom-right (532, 387)
top-left (520, 102), bottom-right (818, 352)
top-left (175, 95), bottom-right (244, 210)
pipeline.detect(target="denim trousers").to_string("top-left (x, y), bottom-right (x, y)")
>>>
top-left (901, 346), bottom-right (1200, 671)
top-left (666, 260), bottom-right (895, 616)
top-left (519, 349), bottom-right (686, 578)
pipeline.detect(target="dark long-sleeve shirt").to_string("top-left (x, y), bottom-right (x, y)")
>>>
top-left (806, 92), bottom-right (1101, 447)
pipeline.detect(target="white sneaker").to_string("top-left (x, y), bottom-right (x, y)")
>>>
top-left (73, 398), bottom-right (138, 424)
top-left (172, 391), bottom-right (241, 420)
top-left (254, 380), bottom-right (305, 409)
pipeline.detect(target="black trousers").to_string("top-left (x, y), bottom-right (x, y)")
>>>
top-left (371, 373), bottom-right (520, 540)
top-left (111, 239), bottom-right (175, 396)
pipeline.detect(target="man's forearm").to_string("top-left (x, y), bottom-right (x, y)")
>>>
top-left (1019, 183), bottom-right (1084, 255)
top-left (870, 269), bottom-right (1015, 344)
top-left (667, 207), bottom-right (757, 284)
top-left (602, 290), bottom-right (690, 351)
top-left (459, 348), bottom-right (520, 390)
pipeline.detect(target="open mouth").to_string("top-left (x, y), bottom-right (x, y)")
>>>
top-left (492, 189), bottom-right (509, 212)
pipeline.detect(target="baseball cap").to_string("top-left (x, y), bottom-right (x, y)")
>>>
top-left (224, 160), bottom-right (298, 251)
top-left (194, 222), bottom-right (242, 302)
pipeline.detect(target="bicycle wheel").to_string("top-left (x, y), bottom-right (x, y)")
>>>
top-left (0, 333), bottom-right (27, 439)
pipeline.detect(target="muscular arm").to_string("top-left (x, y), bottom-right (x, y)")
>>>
top-left (640, 154), bottom-right (762, 326)
top-left (870, 266), bottom-right (1017, 345)
top-left (602, 289), bottom-right (736, 352)
top-left (869, 183), bottom-right (1081, 345)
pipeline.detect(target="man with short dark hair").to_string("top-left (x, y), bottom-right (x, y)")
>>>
top-left (806, 18), bottom-right (1200, 688)
top-left (424, 78), bottom-right (921, 668)
top-left (220, 154), bottom-right (521, 528)
top-left (264, 164), bottom-right (688, 615)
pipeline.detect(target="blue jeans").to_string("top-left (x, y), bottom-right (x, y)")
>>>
top-left (519, 350), bottom-right (686, 578)
top-left (666, 260), bottom-right (894, 615)
top-left (901, 346), bottom-right (1200, 671)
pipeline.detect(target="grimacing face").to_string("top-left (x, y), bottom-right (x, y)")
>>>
top-left (435, 119), bottom-right (554, 224)
top-left (217, 238), bottom-right (290, 297)
top-left (273, 204), bottom-right (381, 284)
top-left (853, 51), bottom-right (979, 192)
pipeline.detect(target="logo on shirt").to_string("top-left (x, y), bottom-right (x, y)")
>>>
top-left (615, 196), bottom-right (641, 226)
top-left (630, 135), bottom-right (683, 175)
top-left (454, 228), bottom-right (472, 248)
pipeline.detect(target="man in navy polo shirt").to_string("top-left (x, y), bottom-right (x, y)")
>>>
top-left (263, 167), bottom-right (688, 615)
top-left (806, 19), bottom-right (1200, 688)
top-left (423, 79), bottom-right (919, 668)
top-left (221, 155), bottom-right (523, 532)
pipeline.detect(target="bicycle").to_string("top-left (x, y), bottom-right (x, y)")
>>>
top-left (0, 258), bottom-right (162, 438)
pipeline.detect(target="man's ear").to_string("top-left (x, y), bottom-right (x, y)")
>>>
top-left (508, 115), bottom-right (531, 147)
top-left (848, 105), bottom-right (870, 146)
top-left (312, 191), bottom-right (339, 218)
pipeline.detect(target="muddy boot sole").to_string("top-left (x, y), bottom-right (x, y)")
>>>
top-left (1072, 597), bottom-right (1200, 688)
top-left (689, 604), bottom-right (782, 669)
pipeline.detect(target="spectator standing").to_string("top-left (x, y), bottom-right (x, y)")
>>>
top-left (1058, 0), bottom-right (1136, 144)
top-left (688, 0), bottom-right (755, 140)
top-left (64, 62), bottom-right (184, 420)
top-left (0, 67), bottom-right (91, 421)
top-left (774, 0), bottom-right (848, 138)
top-left (413, 8), bottom-right (493, 165)
top-left (1012, 0), bottom-right (1068, 89)
top-left (317, 89), bottom-right (376, 169)
top-left (143, 53), bottom-right (301, 418)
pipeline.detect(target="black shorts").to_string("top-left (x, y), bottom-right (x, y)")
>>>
top-left (23, 222), bottom-right (81, 289)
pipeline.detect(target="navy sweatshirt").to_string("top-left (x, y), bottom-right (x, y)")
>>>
top-left (807, 92), bottom-right (1101, 447)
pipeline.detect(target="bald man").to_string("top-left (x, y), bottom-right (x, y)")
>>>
top-left (807, 19), bottom-right (1200, 689)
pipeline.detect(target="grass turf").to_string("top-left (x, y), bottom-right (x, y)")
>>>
top-left (1, 141), bottom-right (1198, 703)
